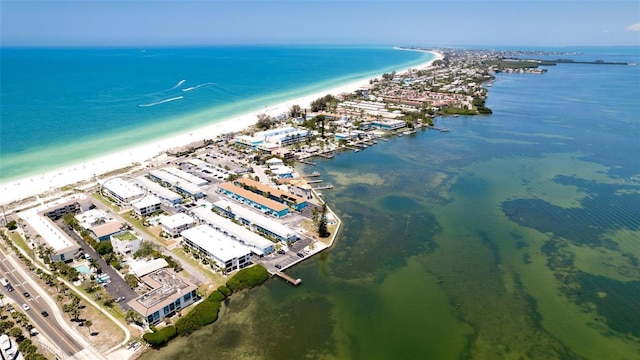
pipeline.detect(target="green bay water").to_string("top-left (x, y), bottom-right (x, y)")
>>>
top-left (145, 47), bottom-right (639, 359)
top-left (0, 46), bottom-right (430, 181)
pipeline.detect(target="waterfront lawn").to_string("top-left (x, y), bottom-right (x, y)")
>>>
top-left (170, 248), bottom-right (224, 284)
top-left (92, 193), bottom-right (120, 212)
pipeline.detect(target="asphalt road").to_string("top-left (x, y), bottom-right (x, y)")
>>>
top-left (0, 249), bottom-right (84, 357)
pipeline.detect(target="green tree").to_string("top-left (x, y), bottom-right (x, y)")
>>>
top-left (318, 204), bottom-right (330, 238)
top-left (124, 274), bottom-right (139, 288)
top-left (8, 326), bottom-right (22, 338)
top-left (289, 104), bottom-right (302, 118)
top-left (84, 320), bottom-right (93, 335)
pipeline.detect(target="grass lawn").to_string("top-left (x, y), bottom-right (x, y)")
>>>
top-left (170, 248), bottom-right (225, 285)
top-left (7, 231), bottom-right (31, 254)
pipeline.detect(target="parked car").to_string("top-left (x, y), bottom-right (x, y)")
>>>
top-left (277, 250), bottom-right (285, 255)
top-left (275, 264), bottom-right (282, 269)
top-left (7, 306), bottom-right (15, 313)
top-left (296, 252), bottom-right (304, 258)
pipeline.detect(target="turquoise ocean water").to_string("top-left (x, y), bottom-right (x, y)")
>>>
top-left (0, 46), bottom-right (431, 181)
top-left (138, 47), bottom-right (640, 359)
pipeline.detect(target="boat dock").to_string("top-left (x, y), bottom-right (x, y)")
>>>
top-left (298, 159), bottom-right (316, 166)
top-left (313, 184), bottom-right (334, 190)
top-left (307, 179), bottom-right (323, 184)
top-left (427, 126), bottom-right (450, 133)
top-left (274, 271), bottom-right (302, 286)
top-left (302, 172), bottom-right (321, 178)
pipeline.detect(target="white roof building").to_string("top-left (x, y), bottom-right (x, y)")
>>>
top-left (102, 177), bottom-right (145, 203)
top-left (191, 207), bottom-right (275, 256)
top-left (181, 225), bottom-right (251, 271)
top-left (149, 170), bottom-right (204, 198)
top-left (134, 176), bottom-right (183, 204)
top-left (129, 258), bottom-right (169, 278)
top-left (20, 210), bottom-right (81, 262)
top-left (213, 200), bottom-right (297, 242)
top-left (131, 195), bottom-right (162, 217)
top-left (162, 167), bottom-right (209, 186)
top-left (160, 213), bottom-right (195, 237)
top-left (75, 209), bottom-right (112, 229)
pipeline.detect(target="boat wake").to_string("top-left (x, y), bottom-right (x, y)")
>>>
top-left (182, 82), bottom-right (215, 92)
top-left (139, 96), bottom-right (184, 107)
top-left (170, 80), bottom-right (186, 90)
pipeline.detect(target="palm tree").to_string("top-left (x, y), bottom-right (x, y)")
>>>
top-left (84, 320), bottom-right (93, 335)
top-left (0, 293), bottom-right (4, 307)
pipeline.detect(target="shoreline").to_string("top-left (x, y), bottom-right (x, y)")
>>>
top-left (0, 50), bottom-right (442, 206)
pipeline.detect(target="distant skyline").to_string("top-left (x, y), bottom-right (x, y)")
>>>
top-left (2, 1), bottom-right (639, 47)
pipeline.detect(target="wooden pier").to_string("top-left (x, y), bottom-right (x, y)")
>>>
top-left (298, 159), bottom-right (316, 166)
top-left (318, 152), bottom-right (335, 159)
top-left (313, 184), bottom-right (334, 190)
top-left (275, 271), bottom-right (302, 286)
top-left (302, 172), bottom-right (321, 178)
top-left (427, 126), bottom-right (450, 133)
top-left (307, 179), bottom-right (323, 184)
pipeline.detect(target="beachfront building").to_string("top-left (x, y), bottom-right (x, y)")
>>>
top-left (160, 213), bottom-right (195, 238)
top-left (110, 231), bottom-right (142, 257)
top-left (133, 176), bottom-right (183, 205)
top-left (131, 195), bottom-right (162, 217)
top-left (41, 195), bottom-right (93, 220)
top-left (20, 210), bottom-right (81, 262)
top-left (213, 200), bottom-right (298, 244)
top-left (235, 126), bottom-right (311, 149)
top-left (371, 119), bottom-right (406, 131)
top-left (148, 170), bottom-right (204, 199)
top-left (217, 182), bottom-right (289, 218)
top-left (191, 207), bottom-right (275, 255)
top-left (181, 225), bottom-right (252, 271)
top-left (126, 268), bottom-right (198, 327)
top-left (102, 177), bottom-right (145, 204)
top-left (236, 178), bottom-right (307, 211)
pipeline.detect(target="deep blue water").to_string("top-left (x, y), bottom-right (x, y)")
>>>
top-left (0, 46), bottom-right (431, 180)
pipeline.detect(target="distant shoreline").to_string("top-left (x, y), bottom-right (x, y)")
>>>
top-left (0, 49), bottom-right (442, 206)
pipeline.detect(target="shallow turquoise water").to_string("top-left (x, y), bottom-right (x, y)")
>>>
top-left (0, 46), bottom-right (430, 180)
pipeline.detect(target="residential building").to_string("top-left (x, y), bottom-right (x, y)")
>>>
top-left (371, 119), bottom-right (406, 131)
top-left (213, 200), bottom-right (298, 243)
top-left (149, 170), bottom-right (204, 199)
top-left (133, 176), bottom-right (183, 205)
top-left (20, 210), bottom-right (81, 262)
top-left (131, 195), bottom-right (162, 217)
top-left (160, 213), bottom-right (195, 238)
top-left (90, 221), bottom-right (123, 241)
top-left (191, 207), bottom-right (275, 255)
top-left (161, 167), bottom-right (209, 186)
top-left (0, 334), bottom-right (24, 360)
top-left (236, 178), bottom-right (307, 211)
top-left (182, 225), bottom-right (252, 271)
top-left (217, 182), bottom-right (289, 217)
top-left (110, 231), bottom-right (142, 257)
top-left (126, 268), bottom-right (198, 327)
top-left (102, 177), bottom-right (145, 204)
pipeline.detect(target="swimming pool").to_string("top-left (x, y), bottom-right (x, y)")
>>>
top-left (75, 265), bottom-right (90, 274)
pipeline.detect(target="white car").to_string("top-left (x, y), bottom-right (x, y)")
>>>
top-left (21, 303), bottom-right (30, 311)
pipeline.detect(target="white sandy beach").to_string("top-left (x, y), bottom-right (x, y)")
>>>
top-left (0, 51), bottom-right (443, 206)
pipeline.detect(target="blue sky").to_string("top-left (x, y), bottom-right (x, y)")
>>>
top-left (2, 1), bottom-right (639, 47)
